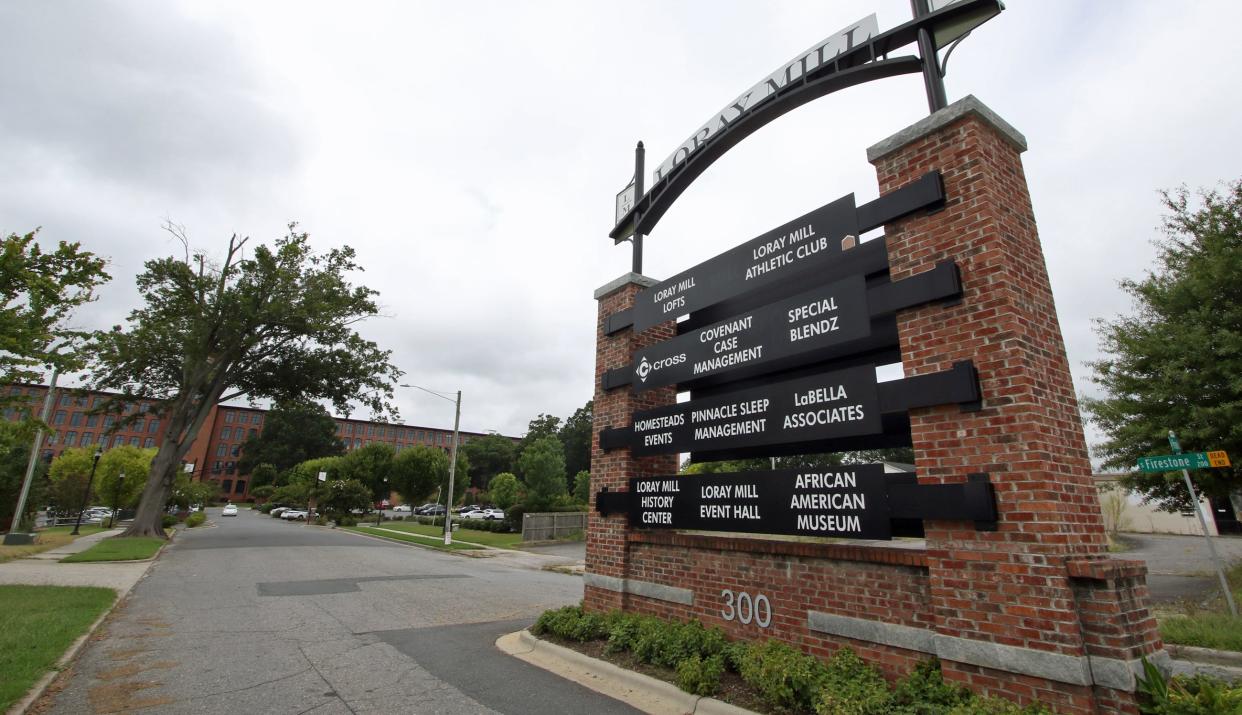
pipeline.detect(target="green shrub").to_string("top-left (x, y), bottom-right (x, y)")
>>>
top-left (1137, 656), bottom-right (1242, 715)
top-left (946, 697), bottom-right (1054, 715)
top-left (605, 614), bottom-right (645, 654)
top-left (738, 639), bottom-right (829, 712)
top-left (337, 516), bottom-right (358, 527)
top-left (185, 512), bottom-right (206, 528)
top-left (815, 648), bottom-right (892, 715)
top-left (161, 514), bottom-right (177, 529)
top-left (890, 658), bottom-right (973, 713)
top-left (530, 605), bottom-right (612, 642)
top-left (676, 653), bottom-right (725, 696)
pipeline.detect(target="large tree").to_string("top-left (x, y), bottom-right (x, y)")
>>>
top-left (339, 443), bottom-right (394, 504)
top-left (558, 400), bottom-right (592, 488)
top-left (517, 435), bottom-right (565, 510)
top-left (237, 400), bottom-right (344, 474)
top-left (1086, 180), bottom-right (1242, 510)
top-left (1, 229), bottom-right (109, 408)
top-left (91, 224), bottom-right (400, 537)
top-left (0, 421), bottom-right (47, 528)
top-left (461, 433), bottom-right (516, 490)
top-left (390, 445), bottom-right (445, 506)
top-left (50, 445), bottom-right (154, 511)
top-left (516, 413), bottom-right (561, 471)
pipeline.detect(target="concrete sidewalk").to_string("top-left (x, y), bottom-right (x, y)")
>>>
top-left (0, 528), bottom-right (157, 596)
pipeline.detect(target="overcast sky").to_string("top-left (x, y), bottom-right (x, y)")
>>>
top-left (3, 1), bottom-right (1241, 450)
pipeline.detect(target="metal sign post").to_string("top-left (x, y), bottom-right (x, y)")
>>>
top-left (1167, 430), bottom-right (1238, 617)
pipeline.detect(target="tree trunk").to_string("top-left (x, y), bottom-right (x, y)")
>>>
top-left (120, 381), bottom-right (224, 538)
top-left (120, 443), bottom-right (179, 538)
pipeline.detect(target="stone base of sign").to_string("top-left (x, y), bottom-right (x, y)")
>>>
top-left (586, 97), bottom-right (1163, 714)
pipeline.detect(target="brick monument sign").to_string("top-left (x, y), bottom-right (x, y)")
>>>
top-left (588, 7), bottom-right (1164, 713)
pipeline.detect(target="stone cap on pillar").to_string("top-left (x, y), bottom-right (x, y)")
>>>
top-left (594, 272), bottom-right (660, 301)
top-left (866, 94), bottom-right (1028, 164)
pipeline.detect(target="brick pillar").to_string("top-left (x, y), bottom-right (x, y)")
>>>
top-left (868, 96), bottom-right (1160, 713)
top-left (585, 274), bottom-right (679, 612)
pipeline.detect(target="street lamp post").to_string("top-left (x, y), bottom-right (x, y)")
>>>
top-left (400, 384), bottom-right (462, 545)
top-left (376, 477), bottom-right (388, 527)
top-left (71, 448), bottom-right (104, 536)
top-left (108, 471), bottom-right (126, 529)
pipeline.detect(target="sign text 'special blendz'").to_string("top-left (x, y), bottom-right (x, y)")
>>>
top-left (650, 15), bottom-right (878, 188)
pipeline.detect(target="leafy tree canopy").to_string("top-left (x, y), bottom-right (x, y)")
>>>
top-left (1, 229), bottom-right (109, 407)
top-left (559, 401), bottom-right (592, 487)
top-left (516, 413), bottom-right (561, 469)
top-left (0, 421), bottom-right (46, 524)
top-left (1087, 180), bottom-right (1242, 510)
top-left (517, 436), bottom-right (565, 511)
top-left (461, 433), bottom-right (516, 490)
top-left (489, 472), bottom-right (521, 510)
top-left (48, 446), bottom-right (155, 511)
top-left (339, 442), bottom-right (394, 499)
top-left (390, 445), bottom-right (446, 506)
top-left (572, 470), bottom-right (590, 504)
top-left (318, 478), bottom-right (372, 517)
top-left (90, 224), bottom-right (401, 537)
top-left (238, 400), bottom-right (344, 474)
top-left (249, 463), bottom-right (279, 489)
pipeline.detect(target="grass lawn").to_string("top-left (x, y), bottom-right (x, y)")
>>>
top-left (347, 526), bottom-right (481, 551)
top-left (1158, 561), bottom-right (1242, 651)
top-left (377, 521), bottom-right (524, 549)
top-left (0, 585), bottom-right (116, 711)
top-left (61, 536), bottom-right (164, 563)
top-left (0, 526), bottom-right (106, 564)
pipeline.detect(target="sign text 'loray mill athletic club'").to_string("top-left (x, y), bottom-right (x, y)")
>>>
top-left (628, 364), bottom-right (880, 456)
top-left (632, 193), bottom-right (859, 332)
top-left (631, 275), bottom-right (870, 391)
top-left (630, 465), bottom-right (890, 539)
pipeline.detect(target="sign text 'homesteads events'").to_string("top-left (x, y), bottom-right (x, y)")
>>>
top-left (632, 275), bottom-right (870, 391)
top-left (633, 193), bottom-right (858, 331)
top-left (627, 364), bottom-right (879, 456)
top-left (629, 465), bottom-right (890, 539)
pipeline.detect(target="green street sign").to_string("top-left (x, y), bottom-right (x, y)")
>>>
top-left (1138, 453), bottom-right (1211, 472)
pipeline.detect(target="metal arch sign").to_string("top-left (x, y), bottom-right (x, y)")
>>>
top-left (609, 0), bottom-right (1003, 242)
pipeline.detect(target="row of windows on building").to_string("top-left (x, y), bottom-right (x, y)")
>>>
top-left (219, 426), bottom-right (258, 442)
top-left (223, 410), bottom-right (262, 425)
top-left (42, 431), bottom-right (156, 449)
top-left (7, 386), bottom-right (161, 415)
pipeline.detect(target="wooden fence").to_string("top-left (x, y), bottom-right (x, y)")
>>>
top-left (522, 512), bottom-right (587, 542)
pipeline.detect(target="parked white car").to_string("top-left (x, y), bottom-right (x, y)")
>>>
top-left (392, 505), bottom-right (412, 513)
top-left (222, 504), bottom-right (238, 517)
top-left (270, 507), bottom-right (289, 518)
top-left (483, 508), bottom-right (505, 520)
top-left (459, 509), bottom-right (487, 520)
top-left (281, 509), bottom-right (308, 521)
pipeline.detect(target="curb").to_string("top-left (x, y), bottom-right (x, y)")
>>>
top-left (1167, 643), bottom-right (1242, 668)
top-left (330, 525), bottom-right (488, 558)
top-left (496, 630), bottom-right (755, 715)
top-left (8, 538), bottom-right (170, 715)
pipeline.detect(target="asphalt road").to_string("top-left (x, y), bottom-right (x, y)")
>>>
top-left (1120, 532), bottom-right (1242, 603)
top-left (41, 508), bottom-right (638, 715)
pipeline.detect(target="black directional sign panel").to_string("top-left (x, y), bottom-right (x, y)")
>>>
top-left (632, 194), bottom-right (859, 332)
top-left (630, 465), bottom-right (890, 539)
top-left (628, 364), bottom-right (880, 456)
top-left (630, 275), bottom-right (871, 392)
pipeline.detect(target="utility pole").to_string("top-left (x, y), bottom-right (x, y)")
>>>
top-left (910, 0), bottom-right (948, 113)
top-left (631, 141), bottom-right (645, 274)
top-left (5, 367), bottom-right (59, 544)
top-left (444, 391), bottom-right (462, 545)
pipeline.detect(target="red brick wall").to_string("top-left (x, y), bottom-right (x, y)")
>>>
top-left (586, 279), bottom-right (679, 611)
top-left (585, 100), bottom-right (1161, 714)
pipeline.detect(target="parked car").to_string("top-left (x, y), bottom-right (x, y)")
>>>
top-left (418, 504), bottom-right (446, 516)
top-left (270, 507), bottom-right (289, 518)
top-left (189, 504), bottom-right (203, 513)
top-left (483, 508), bottom-right (505, 520)
top-left (459, 508), bottom-right (488, 520)
top-left (392, 504), bottom-right (412, 513)
top-left (282, 509), bottom-right (308, 521)
top-left (222, 504), bottom-right (238, 517)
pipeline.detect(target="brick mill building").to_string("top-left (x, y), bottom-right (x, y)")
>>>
top-left (3, 384), bottom-right (508, 501)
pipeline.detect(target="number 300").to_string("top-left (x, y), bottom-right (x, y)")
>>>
top-left (720, 589), bottom-right (772, 628)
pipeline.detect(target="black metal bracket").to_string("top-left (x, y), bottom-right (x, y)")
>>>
top-left (595, 486), bottom-right (631, 517)
top-left (888, 472), bottom-right (997, 529)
